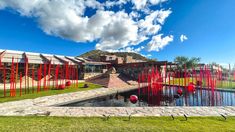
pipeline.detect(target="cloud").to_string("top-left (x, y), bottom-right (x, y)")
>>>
top-left (95, 11), bottom-right (138, 50)
top-left (138, 10), bottom-right (171, 36)
top-left (0, 0), bottom-right (173, 52)
top-left (149, 0), bottom-right (168, 5)
top-left (180, 34), bottom-right (188, 42)
top-left (132, 0), bottom-right (168, 10)
top-left (106, 46), bottom-right (145, 53)
top-left (131, 0), bottom-right (148, 10)
top-left (105, 0), bottom-right (127, 8)
top-left (147, 34), bottom-right (173, 51)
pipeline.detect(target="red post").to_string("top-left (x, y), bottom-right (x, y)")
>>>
top-left (24, 57), bottom-right (28, 94)
top-left (76, 67), bottom-right (78, 88)
top-left (47, 62), bottom-right (51, 89)
top-left (62, 64), bottom-right (66, 84)
top-left (73, 65), bottom-right (75, 87)
top-left (37, 64), bottom-right (42, 92)
top-left (234, 70), bottom-right (235, 81)
top-left (43, 63), bottom-right (47, 90)
top-left (55, 65), bottom-right (58, 87)
top-left (32, 68), bottom-right (34, 93)
top-left (65, 63), bottom-right (68, 81)
top-left (53, 64), bottom-right (56, 88)
top-left (60, 66), bottom-right (63, 85)
top-left (184, 64), bottom-right (187, 87)
top-left (10, 57), bottom-right (14, 97)
top-left (14, 61), bottom-right (19, 97)
top-left (164, 63), bottom-right (167, 84)
top-left (20, 72), bottom-right (22, 96)
top-left (71, 65), bottom-right (73, 85)
top-left (3, 66), bottom-right (6, 97)
top-left (37, 68), bottom-right (40, 92)
top-left (68, 64), bottom-right (70, 81)
top-left (39, 64), bottom-right (42, 91)
top-left (72, 65), bottom-right (75, 85)
top-left (184, 64), bottom-right (187, 106)
top-left (138, 74), bottom-right (140, 96)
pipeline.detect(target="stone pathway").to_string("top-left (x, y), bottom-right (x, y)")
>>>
top-left (0, 85), bottom-right (235, 117)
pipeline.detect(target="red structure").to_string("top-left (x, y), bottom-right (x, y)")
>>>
top-left (0, 50), bottom-right (81, 98)
top-left (137, 63), bottom-right (230, 106)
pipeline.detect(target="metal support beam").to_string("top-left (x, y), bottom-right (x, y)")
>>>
top-left (65, 56), bottom-right (82, 65)
top-left (0, 50), bottom-right (6, 58)
top-left (54, 55), bottom-right (68, 64)
top-left (40, 54), bottom-right (51, 63)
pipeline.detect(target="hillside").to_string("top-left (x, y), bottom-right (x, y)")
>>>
top-left (78, 50), bottom-right (150, 62)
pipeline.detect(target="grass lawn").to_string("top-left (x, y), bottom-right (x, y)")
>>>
top-left (169, 78), bottom-right (235, 89)
top-left (0, 116), bottom-right (234, 132)
top-left (0, 82), bottom-right (102, 103)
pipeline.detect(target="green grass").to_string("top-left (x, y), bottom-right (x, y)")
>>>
top-left (0, 82), bottom-right (102, 103)
top-left (0, 116), bottom-right (234, 132)
top-left (169, 78), bottom-right (235, 89)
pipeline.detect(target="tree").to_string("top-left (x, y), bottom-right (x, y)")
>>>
top-left (174, 56), bottom-right (201, 70)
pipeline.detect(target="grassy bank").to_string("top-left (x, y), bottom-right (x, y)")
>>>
top-left (0, 116), bottom-right (234, 132)
top-left (0, 82), bottom-right (102, 103)
top-left (169, 78), bottom-right (235, 89)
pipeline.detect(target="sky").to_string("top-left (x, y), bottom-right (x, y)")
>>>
top-left (0, 0), bottom-right (235, 65)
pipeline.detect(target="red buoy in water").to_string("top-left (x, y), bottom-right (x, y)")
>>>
top-left (129, 95), bottom-right (138, 104)
top-left (188, 82), bottom-right (195, 93)
top-left (65, 81), bottom-right (71, 86)
top-left (177, 88), bottom-right (183, 96)
top-left (58, 84), bottom-right (65, 90)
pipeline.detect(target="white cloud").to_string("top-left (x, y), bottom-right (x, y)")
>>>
top-left (146, 54), bottom-right (152, 57)
top-left (149, 0), bottom-right (168, 5)
top-left (180, 34), bottom-right (188, 42)
top-left (106, 46), bottom-right (145, 53)
top-left (131, 0), bottom-right (148, 10)
top-left (135, 46), bottom-right (145, 52)
top-left (105, 0), bottom-right (127, 8)
top-left (131, 0), bottom-right (168, 10)
top-left (147, 34), bottom-right (173, 51)
top-left (0, 0), bottom-right (174, 52)
top-left (138, 9), bottom-right (171, 36)
top-left (84, 0), bottom-right (103, 9)
top-left (95, 11), bottom-right (138, 51)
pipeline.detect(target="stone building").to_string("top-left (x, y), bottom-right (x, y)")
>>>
top-left (100, 54), bottom-right (145, 65)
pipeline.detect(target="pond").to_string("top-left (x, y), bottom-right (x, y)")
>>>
top-left (60, 86), bottom-right (235, 107)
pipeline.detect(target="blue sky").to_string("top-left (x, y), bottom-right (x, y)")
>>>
top-left (0, 0), bottom-right (235, 64)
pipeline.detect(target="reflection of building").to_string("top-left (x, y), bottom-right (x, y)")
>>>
top-left (116, 61), bottom-right (176, 80)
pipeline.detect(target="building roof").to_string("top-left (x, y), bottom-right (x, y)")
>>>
top-left (0, 49), bottom-right (82, 65)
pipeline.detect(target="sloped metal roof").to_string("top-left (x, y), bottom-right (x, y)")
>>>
top-left (0, 49), bottom-right (82, 65)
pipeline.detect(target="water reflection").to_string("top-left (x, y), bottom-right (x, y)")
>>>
top-left (62, 86), bottom-right (235, 107)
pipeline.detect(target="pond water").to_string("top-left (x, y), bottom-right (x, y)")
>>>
top-left (61, 87), bottom-right (235, 107)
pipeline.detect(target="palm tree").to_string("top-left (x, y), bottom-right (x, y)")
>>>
top-left (174, 56), bottom-right (201, 70)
